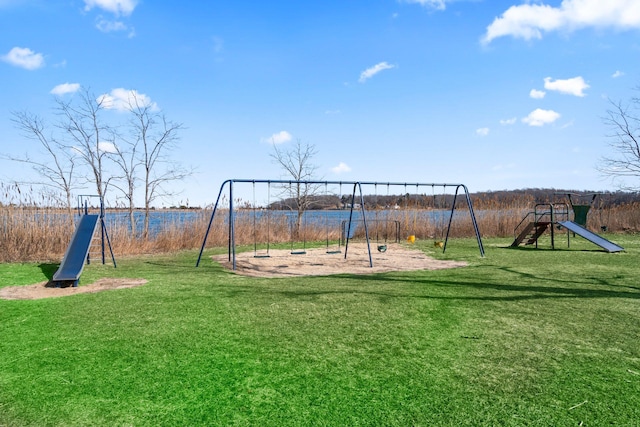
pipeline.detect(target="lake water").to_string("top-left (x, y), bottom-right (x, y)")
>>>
top-left (103, 210), bottom-right (205, 237)
top-left (100, 208), bottom-right (466, 238)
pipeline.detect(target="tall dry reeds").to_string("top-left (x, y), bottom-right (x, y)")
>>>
top-left (595, 202), bottom-right (640, 233)
top-left (1, 186), bottom-right (639, 263)
top-left (1, 184), bottom-right (75, 262)
top-left (0, 206), bottom-right (73, 262)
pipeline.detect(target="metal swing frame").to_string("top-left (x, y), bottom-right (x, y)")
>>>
top-left (196, 179), bottom-right (485, 269)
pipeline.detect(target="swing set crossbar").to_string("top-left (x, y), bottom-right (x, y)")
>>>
top-left (196, 179), bottom-right (485, 269)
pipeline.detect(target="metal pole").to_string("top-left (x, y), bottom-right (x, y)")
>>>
top-left (196, 180), bottom-right (230, 267)
top-left (100, 198), bottom-right (106, 264)
top-left (550, 204), bottom-right (555, 250)
top-left (461, 184), bottom-right (485, 257)
top-left (357, 182), bottom-right (373, 268)
top-left (344, 183), bottom-right (357, 259)
top-left (443, 185), bottom-right (455, 254)
top-left (230, 181), bottom-right (236, 269)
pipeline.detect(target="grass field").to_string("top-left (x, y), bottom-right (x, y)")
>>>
top-left (1, 235), bottom-right (639, 426)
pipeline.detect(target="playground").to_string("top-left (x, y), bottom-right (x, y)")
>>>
top-left (1, 183), bottom-right (638, 425)
top-left (8, 182), bottom-right (629, 291)
top-left (0, 183), bottom-right (629, 304)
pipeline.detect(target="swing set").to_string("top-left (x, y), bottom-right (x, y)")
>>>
top-left (196, 179), bottom-right (485, 269)
top-left (252, 181), bottom-right (342, 257)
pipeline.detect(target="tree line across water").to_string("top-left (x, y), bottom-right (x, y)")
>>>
top-left (267, 188), bottom-right (640, 211)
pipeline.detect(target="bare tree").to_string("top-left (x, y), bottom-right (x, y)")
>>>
top-left (54, 88), bottom-right (115, 201)
top-left (8, 87), bottom-right (189, 239)
top-left (599, 96), bottom-right (640, 191)
top-left (270, 139), bottom-right (321, 237)
top-left (5, 111), bottom-right (78, 219)
top-left (109, 136), bottom-right (139, 236)
top-left (126, 94), bottom-right (188, 238)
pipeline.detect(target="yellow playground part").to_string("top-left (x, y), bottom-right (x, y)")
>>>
top-left (407, 235), bottom-right (416, 244)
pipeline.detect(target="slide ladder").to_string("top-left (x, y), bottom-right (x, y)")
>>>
top-left (52, 214), bottom-right (100, 287)
top-left (510, 221), bottom-right (550, 247)
top-left (558, 221), bottom-right (624, 253)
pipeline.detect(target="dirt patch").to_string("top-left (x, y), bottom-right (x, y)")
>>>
top-left (213, 242), bottom-right (467, 278)
top-left (0, 278), bottom-right (148, 300)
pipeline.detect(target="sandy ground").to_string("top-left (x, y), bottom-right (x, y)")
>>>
top-left (0, 278), bottom-right (148, 300)
top-left (212, 242), bottom-right (468, 278)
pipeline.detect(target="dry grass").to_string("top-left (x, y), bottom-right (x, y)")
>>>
top-left (1, 187), bottom-right (638, 263)
top-left (0, 207), bottom-right (72, 262)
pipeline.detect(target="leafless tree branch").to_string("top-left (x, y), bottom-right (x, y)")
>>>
top-left (270, 139), bottom-right (322, 237)
top-left (5, 110), bottom-right (78, 218)
top-left (598, 94), bottom-right (640, 191)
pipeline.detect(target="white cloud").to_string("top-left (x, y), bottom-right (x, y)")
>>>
top-left (359, 62), bottom-right (396, 83)
top-left (97, 88), bottom-right (157, 111)
top-left (530, 89), bottom-right (546, 99)
top-left (2, 47), bottom-right (44, 70)
top-left (500, 117), bottom-right (517, 125)
top-left (95, 18), bottom-right (134, 36)
top-left (482, 0), bottom-right (640, 44)
top-left (98, 141), bottom-right (118, 153)
top-left (399, 0), bottom-right (447, 10)
top-left (331, 162), bottom-right (352, 174)
top-left (544, 76), bottom-right (589, 97)
top-left (84, 0), bottom-right (137, 16)
top-left (263, 131), bottom-right (293, 145)
top-left (612, 70), bottom-right (625, 78)
top-left (522, 108), bottom-right (561, 126)
top-left (476, 127), bottom-right (490, 136)
top-left (50, 83), bottom-right (81, 95)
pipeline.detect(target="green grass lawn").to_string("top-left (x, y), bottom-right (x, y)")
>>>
top-left (1, 235), bottom-right (639, 426)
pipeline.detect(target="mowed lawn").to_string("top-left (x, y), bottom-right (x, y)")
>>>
top-left (1, 235), bottom-right (639, 426)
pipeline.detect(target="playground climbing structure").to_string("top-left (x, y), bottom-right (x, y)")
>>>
top-left (510, 194), bottom-right (623, 253)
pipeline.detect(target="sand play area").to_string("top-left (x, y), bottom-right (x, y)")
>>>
top-left (0, 278), bottom-right (148, 301)
top-left (213, 242), bottom-right (468, 278)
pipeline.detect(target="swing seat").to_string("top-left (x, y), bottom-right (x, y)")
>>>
top-left (291, 250), bottom-right (307, 255)
top-left (377, 245), bottom-right (387, 253)
top-left (254, 254), bottom-right (271, 259)
top-left (326, 250), bottom-right (342, 254)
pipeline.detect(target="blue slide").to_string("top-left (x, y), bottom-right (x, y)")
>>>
top-left (558, 221), bottom-right (624, 253)
top-left (52, 214), bottom-right (100, 287)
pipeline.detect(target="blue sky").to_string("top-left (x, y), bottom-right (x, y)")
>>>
top-left (1, 0), bottom-right (639, 207)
